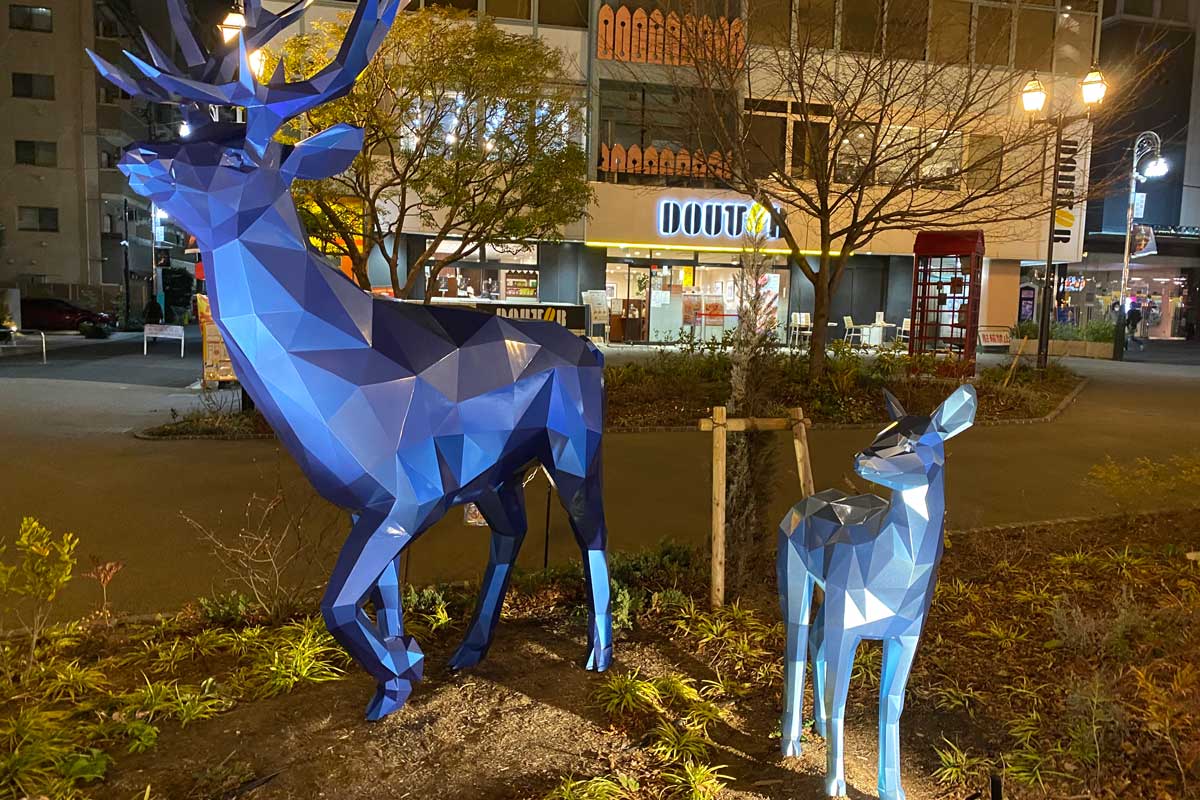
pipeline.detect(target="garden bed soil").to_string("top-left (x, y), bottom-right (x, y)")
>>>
top-left (92, 511), bottom-right (1199, 800)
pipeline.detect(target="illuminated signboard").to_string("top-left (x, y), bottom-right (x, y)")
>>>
top-left (658, 199), bottom-right (782, 240)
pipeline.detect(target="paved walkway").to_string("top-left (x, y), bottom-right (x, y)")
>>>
top-left (0, 355), bottom-right (1196, 618)
top-left (0, 328), bottom-right (203, 388)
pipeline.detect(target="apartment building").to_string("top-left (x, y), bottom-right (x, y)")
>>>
top-left (0, 0), bottom-right (189, 315)
top-left (269, 0), bottom-right (1104, 342)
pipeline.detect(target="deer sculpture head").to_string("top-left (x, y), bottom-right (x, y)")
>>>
top-left (852, 385), bottom-right (977, 491)
top-left (87, 0), bottom-right (401, 252)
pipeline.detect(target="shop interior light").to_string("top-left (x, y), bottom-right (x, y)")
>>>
top-left (179, 121), bottom-right (191, 137)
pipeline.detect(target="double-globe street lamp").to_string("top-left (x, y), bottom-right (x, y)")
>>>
top-left (1021, 68), bottom-right (1108, 369)
top-left (1112, 131), bottom-right (1168, 360)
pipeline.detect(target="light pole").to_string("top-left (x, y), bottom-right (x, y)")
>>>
top-left (1021, 68), bottom-right (1108, 369)
top-left (1113, 131), bottom-right (1168, 360)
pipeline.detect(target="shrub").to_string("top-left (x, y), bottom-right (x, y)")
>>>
top-left (0, 518), bottom-right (79, 676)
top-left (1082, 319), bottom-right (1116, 342)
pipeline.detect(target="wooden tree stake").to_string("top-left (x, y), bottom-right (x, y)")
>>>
top-left (710, 405), bottom-right (727, 609)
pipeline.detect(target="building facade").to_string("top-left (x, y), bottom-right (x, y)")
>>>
top-left (275, 0), bottom-right (1106, 342)
top-left (1074, 0), bottom-right (1200, 340)
top-left (0, 0), bottom-right (191, 319)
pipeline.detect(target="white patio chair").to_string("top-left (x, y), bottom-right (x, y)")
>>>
top-left (843, 315), bottom-right (865, 346)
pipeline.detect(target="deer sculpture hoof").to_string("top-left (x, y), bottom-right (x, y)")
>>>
top-left (825, 777), bottom-right (848, 798)
top-left (365, 634), bottom-right (424, 720)
top-left (781, 737), bottom-right (803, 758)
top-left (584, 634), bottom-right (613, 672)
top-left (878, 787), bottom-right (906, 800)
top-left (365, 677), bottom-right (413, 721)
top-left (446, 642), bottom-right (485, 671)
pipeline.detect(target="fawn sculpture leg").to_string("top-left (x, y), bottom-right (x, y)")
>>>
top-left (809, 602), bottom-right (828, 738)
top-left (449, 480), bottom-right (530, 670)
top-left (822, 624), bottom-right (861, 798)
top-left (321, 504), bottom-right (436, 720)
top-left (552, 466), bottom-right (612, 672)
top-left (877, 635), bottom-right (920, 800)
top-left (778, 537), bottom-right (815, 757)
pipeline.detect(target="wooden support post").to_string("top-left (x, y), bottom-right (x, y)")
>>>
top-left (789, 407), bottom-right (815, 498)
top-left (710, 405), bottom-right (727, 609)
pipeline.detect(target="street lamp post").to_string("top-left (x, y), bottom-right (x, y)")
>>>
top-left (1113, 131), bottom-right (1168, 360)
top-left (1021, 69), bottom-right (1107, 369)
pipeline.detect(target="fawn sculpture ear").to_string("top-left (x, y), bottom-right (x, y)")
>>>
top-left (931, 384), bottom-right (977, 441)
top-left (281, 123), bottom-right (364, 183)
top-left (882, 388), bottom-right (906, 420)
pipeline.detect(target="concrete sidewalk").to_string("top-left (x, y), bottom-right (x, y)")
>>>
top-left (0, 355), bottom-right (1196, 618)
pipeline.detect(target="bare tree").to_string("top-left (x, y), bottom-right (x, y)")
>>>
top-left (273, 8), bottom-right (592, 299)
top-left (643, 0), bottom-right (1166, 376)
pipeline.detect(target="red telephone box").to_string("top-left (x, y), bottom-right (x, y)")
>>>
top-left (909, 231), bottom-right (984, 365)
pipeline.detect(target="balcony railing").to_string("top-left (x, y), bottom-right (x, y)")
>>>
top-left (596, 3), bottom-right (744, 66)
top-left (599, 142), bottom-right (730, 183)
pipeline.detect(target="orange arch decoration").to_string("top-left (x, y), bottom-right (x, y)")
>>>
top-left (647, 9), bottom-right (665, 64)
top-left (613, 5), bottom-right (632, 62)
top-left (631, 7), bottom-right (648, 62)
top-left (597, 4), bottom-right (615, 59)
top-left (643, 146), bottom-right (659, 175)
top-left (610, 143), bottom-right (627, 173)
top-left (627, 144), bottom-right (643, 173)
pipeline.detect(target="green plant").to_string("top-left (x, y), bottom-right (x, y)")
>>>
top-left (661, 761), bottom-right (730, 799)
top-left (198, 591), bottom-right (255, 626)
top-left (0, 518), bottom-right (79, 675)
top-left (593, 670), bottom-right (662, 720)
top-left (245, 617), bottom-right (345, 697)
top-left (543, 774), bottom-right (639, 800)
top-left (649, 721), bottom-right (710, 764)
top-left (932, 737), bottom-right (991, 786)
top-left (1082, 318), bottom-right (1115, 342)
top-left (40, 659), bottom-right (109, 702)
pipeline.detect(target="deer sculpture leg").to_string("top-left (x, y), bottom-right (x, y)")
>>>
top-left (549, 464), bottom-right (612, 672)
top-left (821, 597), bottom-right (861, 798)
top-left (449, 479), bottom-right (530, 670)
top-left (778, 533), bottom-right (815, 757)
top-left (877, 634), bottom-right (920, 800)
top-left (321, 504), bottom-right (438, 720)
top-left (809, 599), bottom-right (828, 738)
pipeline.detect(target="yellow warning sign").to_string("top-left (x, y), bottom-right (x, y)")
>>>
top-left (1055, 208), bottom-right (1075, 228)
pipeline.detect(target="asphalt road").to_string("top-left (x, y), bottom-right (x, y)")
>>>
top-left (0, 329), bottom-right (203, 388)
top-left (1, 353), bottom-right (1197, 619)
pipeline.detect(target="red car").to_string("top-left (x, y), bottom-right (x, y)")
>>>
top-left (20, 297), bottom-right (114, 332)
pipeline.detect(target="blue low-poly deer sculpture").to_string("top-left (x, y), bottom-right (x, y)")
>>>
top-left (88, 0), bottom-right (612, 720)
top-left (777, 385), bottom-right (976, 800)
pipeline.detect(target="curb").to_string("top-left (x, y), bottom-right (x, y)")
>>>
top-left (947, 503), bottom-right (1198, 535)
top-left (132, 379), bottom-right (1089, 441)
top-left (133, 430), bottom-right (274, 441)
top-left (608, 378), bottom-right (1089, 434)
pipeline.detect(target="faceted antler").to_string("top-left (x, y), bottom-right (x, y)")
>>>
top-left (88, 0), bottom-right (402, 158)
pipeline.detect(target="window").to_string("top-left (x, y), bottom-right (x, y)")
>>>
top-left (1121, 0), bottom-right (1152, 15)
top-left (486, 0), bottom-right (530, 18)
top-left (796, 0), bottom-right (835, 48)
top-left (835, 124), bottom-right (875, 183)
top-left (875, 126), bottom-right (920, 185)
top-left (791, 120), bottom-right (829, 179)
top-left (885, 0), bottom-right (928, 59)
top-left (14, 139), bottom-right (56, 166)
top-left (919, 130), bottom-right (962, 187)
top-left (929, 0), bottom-right (970, 62)
top-left (9, 4), bottom-right (52, 31)
top-left (745, 114), bottom-right (787, 178)
top-left (1159, 0), bottom-right (1189, 20)
top-left (17, 206), bottom-right (59, 232)
top-left (538, 0), bottom-right (587, 27)
top-left (965, 134), bottom-right (1002, 191)
top-left (1054, 12), bottom-right (1094, 76)
top-left (974, 5), bottom-right (1012, 66)
top-left (841, 0), bottom-right (882, 52)
top-left (749, 0), bottom-right (792, 45)
top-left (12, 72), bottom-right (54, 100)
top-left (1014, 8), bottom-right (1054, 71)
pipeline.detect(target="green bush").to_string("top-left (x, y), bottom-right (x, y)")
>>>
top-left (1082, 319), bottom-right (1116, 343)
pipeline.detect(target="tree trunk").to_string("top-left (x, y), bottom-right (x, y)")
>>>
top-left (808, 273), bottom-right (831, 379)
top-left (723, 241), bottom-right (777, 596)
top-left (350, 254), bottom-right (371, 291)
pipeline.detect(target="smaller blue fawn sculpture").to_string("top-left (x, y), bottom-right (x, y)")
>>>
top-left (777, 384), bottom-right (976, 800)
